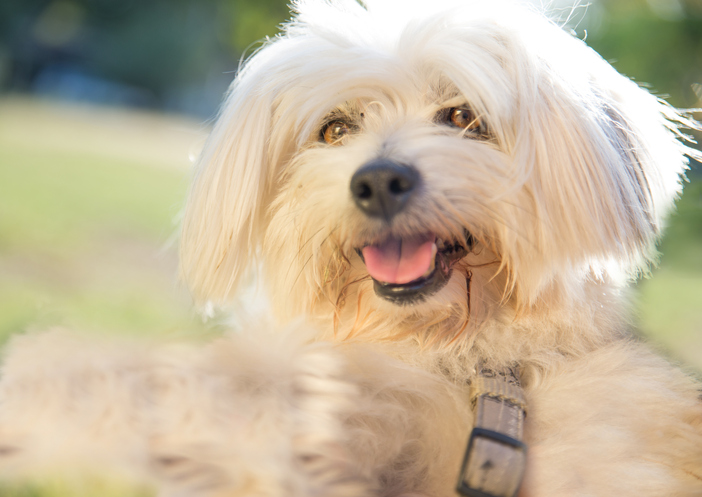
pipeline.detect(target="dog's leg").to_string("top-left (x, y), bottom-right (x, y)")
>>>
top-left (147, 337), bottom-right (371, 497)
top-left (0, 330), bottom-right (553, 497)
top-left (336, 345), bottom-right (473, 497)
top-left (0, 329), bottom-right (373, 497)
top-left (521, 341), bottom-right (702, 497)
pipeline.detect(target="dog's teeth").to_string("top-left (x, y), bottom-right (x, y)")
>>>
top-left (421, 243), bottom-right (438, 278)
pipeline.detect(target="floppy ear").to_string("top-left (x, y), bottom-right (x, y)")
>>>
top-left (498, 35), bottom-right (696, 304)
top-left (577, 67), bottom-right (694, 263)
top-left (180, 51), bottom-right (279, 306)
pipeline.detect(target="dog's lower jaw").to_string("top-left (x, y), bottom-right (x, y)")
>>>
top-left (357, 233), bottom-right (471, 306)
top-left (372, 255), bottom-right (455, 305)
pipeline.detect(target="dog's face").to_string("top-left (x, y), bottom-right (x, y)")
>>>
top-left (181, 0), bottom-right (690, 343)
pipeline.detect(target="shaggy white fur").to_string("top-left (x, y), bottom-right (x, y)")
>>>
top-left (2, 0), bottom-right (702, 496)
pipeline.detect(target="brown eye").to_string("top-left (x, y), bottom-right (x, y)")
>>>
top-left (448, 107), bottom-right (482, 132)
top-left (321, 121), bottom-right (351, 145)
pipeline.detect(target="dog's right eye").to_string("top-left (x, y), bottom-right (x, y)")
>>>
top-left (437, 106), bottom-right (488, 138)
top-left (321, 121), bottom-right (351, 145)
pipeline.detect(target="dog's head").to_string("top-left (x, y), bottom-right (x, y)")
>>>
top-left (181, 0), bottom-right (694, 344)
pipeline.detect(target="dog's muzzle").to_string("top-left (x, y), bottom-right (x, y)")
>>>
top-left (351, 159), bottom-right (471, 305)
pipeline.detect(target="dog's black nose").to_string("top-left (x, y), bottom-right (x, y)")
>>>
top-left (350, 159), bottom-right (420, 221)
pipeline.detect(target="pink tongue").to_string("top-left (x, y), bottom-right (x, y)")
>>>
top-left (362, 234), bottom-right (436, 284)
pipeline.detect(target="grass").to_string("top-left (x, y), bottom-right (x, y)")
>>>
top-left (0, 97), bottom-right (212, 344)
top-left (0, 478), bottom-right (153, 497)
top-left (0, 143), bottom-right (180, 251)
top-left (636, 177), bottom-right (702, 370)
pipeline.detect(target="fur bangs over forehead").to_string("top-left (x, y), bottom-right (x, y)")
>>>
top-left (181, 0), bottom-right (695, 321)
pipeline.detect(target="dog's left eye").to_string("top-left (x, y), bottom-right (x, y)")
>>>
top-left (440, 107), bottom-right (487, 137)
top-left (449, 108), bottom-right (479, 129)
top-left (321, 121), bottom-right (352, 145)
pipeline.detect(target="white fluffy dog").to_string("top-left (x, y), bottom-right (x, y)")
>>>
top-left (1, 0), bottom-right (702, 496)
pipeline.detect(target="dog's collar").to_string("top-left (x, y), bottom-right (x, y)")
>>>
top-left (456, 366), bottom-right (527, 497)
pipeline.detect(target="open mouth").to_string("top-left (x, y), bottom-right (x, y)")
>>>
top-left (356, 232), bottom-right (470, 305)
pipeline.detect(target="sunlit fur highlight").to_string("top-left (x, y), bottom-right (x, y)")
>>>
top-left (181, 0), bottom-right (694, 346)
top-left (181, 0), bottom-right (702, 494)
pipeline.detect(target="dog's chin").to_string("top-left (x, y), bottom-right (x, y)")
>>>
top-left (356, 232), bottom-right (471, 306)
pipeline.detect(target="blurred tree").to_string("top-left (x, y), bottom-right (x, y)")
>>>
top-left (586, 0), bottom-right (702, 108)
top-left (87, 2), bottom-right (220, 96)
top-left (1, 0), bottom-right (700, 118)
top-left (219, 0), bottom-right (289, 53)
top-left (0, 0), bottom-right (225, 107)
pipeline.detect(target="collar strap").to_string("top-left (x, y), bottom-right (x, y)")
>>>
top-left (456, 367), bottom-right (527, 497)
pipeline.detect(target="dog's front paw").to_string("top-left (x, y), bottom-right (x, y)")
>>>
top-left (146, 336), bottom-right (369, 497)
top-left (0, 330), bottom-right (370, 497)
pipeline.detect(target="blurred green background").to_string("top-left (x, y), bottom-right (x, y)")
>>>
top-left (0, 0), bottom-right (701, 494)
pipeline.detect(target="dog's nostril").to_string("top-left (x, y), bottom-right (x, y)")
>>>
top-left (356, 182), bottom-right (373, 199)
top-left (350, 159), bottom-right (420, 221)
top-left (389, 177), bottom-right (411, 195)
